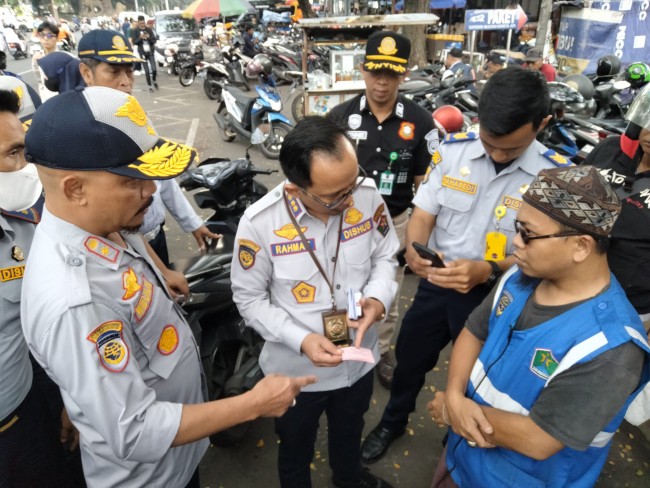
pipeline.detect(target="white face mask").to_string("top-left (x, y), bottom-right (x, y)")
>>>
top-left (0, 163), bottom-right (43, 212)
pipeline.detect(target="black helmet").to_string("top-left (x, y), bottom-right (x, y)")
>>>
top-left (596, 54), bottom-right (621, 78)
top-left (246, 53), bottom-right (272, 77)
top-left (562, 74), bottom-right (595, 100)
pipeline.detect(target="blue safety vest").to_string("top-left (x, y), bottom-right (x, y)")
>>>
top-left (447, 267), bottom-right (650, 488)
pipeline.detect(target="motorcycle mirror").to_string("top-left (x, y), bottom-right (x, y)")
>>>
top-left (250, 128), bottom-right (268, 145)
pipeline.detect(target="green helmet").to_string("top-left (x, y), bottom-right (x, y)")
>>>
top-left (625, 62), bottom-right (650, 89)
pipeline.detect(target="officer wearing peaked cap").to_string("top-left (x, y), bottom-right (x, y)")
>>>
top-left (329, 31), bottom-right (435, 390)
top-left (21, 87), bottom-right (315, 488)
top-left (361, 67), bottom-right (572, 463)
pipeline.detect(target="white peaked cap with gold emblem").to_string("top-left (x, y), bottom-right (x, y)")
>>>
top-left (24, 86), bottom-right (195, 180)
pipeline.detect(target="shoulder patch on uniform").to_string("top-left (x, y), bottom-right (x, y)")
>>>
top-left (84, 236), bottom-right (119, 263)
top-left (443, 132), bottom-right (478, 143)
top-left (377, 215), bottom-right (389, 237)
top-left (542, 149), bottom-right (573, 167)
top-left (158, 325), bottom-right (179, 355)
top-left (373, 203), bottom-right (385, 223)
top-left (122, 268), bottom-right (142, 300)
top-left (87, 321), bottom-right (130, 373)
top-left (495, 289), bottom-right (513, 317)
top-left (134, 276), bottom-right (154, 322)
top-left (238, 239), bottom-right (261, 269)
top-left (425, 128), bottom-right (439, 155)
top-left (0, 206), bottom-right (40, 223)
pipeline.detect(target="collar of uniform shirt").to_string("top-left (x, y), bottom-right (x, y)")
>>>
top-left (359, 93), bottom-right (406, 119)
top-left (465, 137), bottom-right (547, 177)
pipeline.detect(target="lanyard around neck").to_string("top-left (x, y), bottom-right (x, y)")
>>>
top-left (283, 192), bottom-right (343, 310)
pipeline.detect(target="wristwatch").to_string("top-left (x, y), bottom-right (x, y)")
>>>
top-left (484, 260), bottom-right (503, 288)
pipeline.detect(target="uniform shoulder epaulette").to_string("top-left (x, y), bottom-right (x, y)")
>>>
top-left (443, 132), bottom-right (478, 144)
top-left (246, 187), bottom-right (285, 220)
top-left (542, 149), bottom-right (573, 167)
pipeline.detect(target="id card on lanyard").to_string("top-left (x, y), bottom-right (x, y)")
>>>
top-left (484, 206), bottom-right (507, 261)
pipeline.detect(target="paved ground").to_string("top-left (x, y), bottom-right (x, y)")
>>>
top-left (7, 52), bottom-right (650, 488)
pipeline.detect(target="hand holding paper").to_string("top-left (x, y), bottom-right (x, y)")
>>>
top-left (341, 346), bottom-right (376, 364)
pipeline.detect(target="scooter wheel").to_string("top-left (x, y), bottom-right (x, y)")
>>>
top-left (179, 67), bottom-right (196, 87)
top-left (291, 93), bottom-right (305, 122)
top-left (204, 79), bottom-right (223, 100)
top-left (216, 106), bottom-right (236, 143)
top-left (259, 122), bottom-right (292, 160)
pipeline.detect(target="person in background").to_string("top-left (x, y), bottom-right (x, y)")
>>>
top-left (130, 15), bottom-right (157, 91)
top-left (328, 31), bottom-right (436, 390)
top-left (427, 166), bottom-right (649, 488)
top-left (32, 21), bottom-right (60, 101)
top-left (242, 24), bottom-right (257, 58)
top-left (443, 47), bottom-right (475, 82)
top-left (525, 48), bottom-right (556, 82)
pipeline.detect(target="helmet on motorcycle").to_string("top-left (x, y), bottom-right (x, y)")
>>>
top-left (625, 83), bottom-right (650, 130)
top-left (562, 74), bottom-right (595, 101)
top-left (432, 105), bottom-right (465, 135)
top-left (624, 62), bottom-right (650, 89)
top-left (596, 55), bottom-right (621, 78)
top-left (246, 53), bottom-right (273, 78)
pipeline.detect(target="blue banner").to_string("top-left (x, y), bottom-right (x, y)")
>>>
top-left (465, 9), bottom-right (520, 31)
top-left (556, 4), bottom-right (649, 75)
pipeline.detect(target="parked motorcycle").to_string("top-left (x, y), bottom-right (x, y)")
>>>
top-left (164, 42), bottom-right (197, 76)
top-left (175, 151), bottom-right (277, 445)
top-left (214, 55), bottom-right (293, 159)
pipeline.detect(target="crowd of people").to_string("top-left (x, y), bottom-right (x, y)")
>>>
top-left (1, 16), bottom-right (650, 488)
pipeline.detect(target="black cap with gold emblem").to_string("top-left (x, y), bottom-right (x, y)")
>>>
top-left (78, 29), bottom-right (143, 64)
top-left (363, 31), bottom-right (411, 75)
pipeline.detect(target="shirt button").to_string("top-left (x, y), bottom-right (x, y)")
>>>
top-left (378, 125), bottom-right (382, 131)
top-left (67, 256), bottom-right (82, 267)
top-left (331, 257), bottom-right (336, 262)
top-left (336, 285), bottom-right (341, 290)
top-left (373, 170), bottom-right (378, 176)
top-left (598, 302), bottom-right (607, 310)
top-left (376, 147), bottom-right (381, 153)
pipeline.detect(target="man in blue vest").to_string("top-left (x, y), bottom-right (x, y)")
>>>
top-left (427, 165), bottom-right (650, 488)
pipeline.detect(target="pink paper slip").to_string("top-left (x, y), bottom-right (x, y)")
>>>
top-left (341, 347), bottom-right (376, 364)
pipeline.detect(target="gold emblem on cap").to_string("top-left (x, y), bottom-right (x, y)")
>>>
top-left (377, 37), bottom-right (398, 56)
top-left (114, 95), bottom-right (148, 127)
top-left (133, 141), bottom-right (193, 177)
top-left (13, 86), bottom-right (23, 106)
top-left (112, 35), bottom-right (127, 50)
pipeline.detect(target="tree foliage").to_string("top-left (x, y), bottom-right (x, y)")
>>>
top-left (403, 0), bottom-right (429, 67)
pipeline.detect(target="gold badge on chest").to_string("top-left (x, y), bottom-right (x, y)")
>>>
top-left (11, 246), bottom-right (24, 262)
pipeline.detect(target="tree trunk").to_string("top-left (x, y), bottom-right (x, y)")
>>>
top-left (404, 0), bottom-right (428, 68)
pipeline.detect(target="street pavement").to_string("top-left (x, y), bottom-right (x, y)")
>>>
top-left (6, 52), bottom-right (650, 488)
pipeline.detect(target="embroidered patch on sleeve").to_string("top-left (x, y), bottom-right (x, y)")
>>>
top-left (238, 239), bottom-right (261, 269)
top-left (158, 325), bottom-right (179, 355)
top-left (377, 215), bottom-right (389, 237)
top-left (373, 203), bottom-right (385, 223)
top-left (87, 321), bottom-right (129, 373)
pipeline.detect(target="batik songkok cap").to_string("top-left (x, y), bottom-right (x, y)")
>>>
top-left (522, 166), bottom-right (621, 237)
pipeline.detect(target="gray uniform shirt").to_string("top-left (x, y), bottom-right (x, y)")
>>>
top-left (140, 179), bottom-right (203, 236)
top-left (413, 136), bottom-right (560, 262)
top-left (20, 209), bottom-right (208, 488)
top-left (231, 181), bottom-right (399, 392)
top-left (0, 211), bottom-right (36, 419)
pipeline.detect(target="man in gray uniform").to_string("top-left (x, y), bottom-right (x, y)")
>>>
top-left (232, 116), bottom-right (398, 488)
top-left (21, 86), bottom-right (315, 488)
top-left (0, 90), bottom-right (72, 486)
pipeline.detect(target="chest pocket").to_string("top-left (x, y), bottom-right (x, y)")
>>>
top-left (0, 275), bottom-right (22, 324)
top-left (131, 291), bottom-right (182, 380)
top-left (436, 186), bottom-right (478, 235)
top-left (341, 239), bottom-right (376, 291)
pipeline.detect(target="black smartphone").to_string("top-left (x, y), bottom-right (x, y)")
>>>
top-left (412, 242), bottom-right (445, 268)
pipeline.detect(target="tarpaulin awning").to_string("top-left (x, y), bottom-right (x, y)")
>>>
top-left (396, 0), bottom-right (467, 11)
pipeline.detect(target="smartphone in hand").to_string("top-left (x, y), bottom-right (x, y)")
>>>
top-left (412, 242), bottom-right (445, 268)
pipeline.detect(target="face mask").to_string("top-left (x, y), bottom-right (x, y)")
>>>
top-left (0, 164), bottom-right (43, 212)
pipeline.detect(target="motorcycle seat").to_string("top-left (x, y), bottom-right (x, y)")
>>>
top-left (226, 85), bottom-right (256, 105)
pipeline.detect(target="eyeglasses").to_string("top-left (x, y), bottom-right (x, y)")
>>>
top-left (300, 166), bottom-right (367, 209)
top-left (514, 220), bottom-right (582, 245)
top-left (38, 33), bottom-right (56, 39)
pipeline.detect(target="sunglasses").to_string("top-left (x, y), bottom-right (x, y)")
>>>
top-left (38, 33), bottom-right (56, 39)
top-left (300, 167), bottom-right (367, 209)
top-left (514, 220), bottom-right (583, 245)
